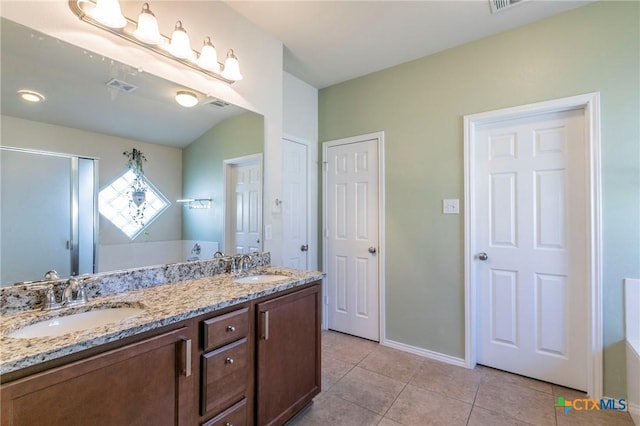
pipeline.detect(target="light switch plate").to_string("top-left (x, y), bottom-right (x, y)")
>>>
top-left (443, 199), bottom-right (460, 215)
top-left (265, 224), bottom-right (273, 240)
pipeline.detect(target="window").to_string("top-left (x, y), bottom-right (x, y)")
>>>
top-left (98, 169), bottom-right (170, 239)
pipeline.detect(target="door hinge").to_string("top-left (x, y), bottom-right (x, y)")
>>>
top-left (322, 161), bottom-right (328, 172)
top-left (325, 295), bottom-right (329, 306)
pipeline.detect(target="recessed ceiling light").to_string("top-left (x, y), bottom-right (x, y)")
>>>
top-left (17, 89), bottom-right (45, 103)
top-left (175, 90), bottom-right (198, 108)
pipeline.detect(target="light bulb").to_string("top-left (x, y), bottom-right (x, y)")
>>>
top-left (196, 37), bottom-right (220, 72)
top-left (89, 0), bottom-right (126, 29)
top-left (221, 49), bottom-right (243, 81)
top-left (169, 21), bottom-right (194, 61)
top-left (133, 3), bottom-right (161, 44)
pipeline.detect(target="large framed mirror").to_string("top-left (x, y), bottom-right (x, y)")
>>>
top-left (0, 18), bottom-right (264, 286)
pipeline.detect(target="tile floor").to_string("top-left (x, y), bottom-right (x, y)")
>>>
top-left (287, 330), bottom-right (635, 426)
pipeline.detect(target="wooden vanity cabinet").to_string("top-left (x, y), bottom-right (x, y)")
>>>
top-left (255, 283), bottom-right (321, 426)
top-left (199, 305), bottom-right (252, 425)
top-left (0, 324), bottom-right (196, 426)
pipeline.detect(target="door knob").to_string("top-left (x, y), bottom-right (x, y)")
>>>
top-left (368, 247), bottom-right (377, 254)
top-left (300, 244), bottom-right (309, 252)
top-left (477, 252), bottom-right (488, 261)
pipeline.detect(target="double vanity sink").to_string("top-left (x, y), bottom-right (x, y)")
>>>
top-left (4, 274), bottom-right (290, 340)
top-left (0, 268), bottom-right (315, 376)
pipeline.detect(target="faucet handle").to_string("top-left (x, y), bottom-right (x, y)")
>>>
top-left (76, 281), bottom-right (89, 303)
top-left (42, 284), bottom-right (57, 310)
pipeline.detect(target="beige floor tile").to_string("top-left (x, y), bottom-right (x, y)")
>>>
top-left (329, 366), bottom-right (406, 415)
top-left (322, 355), bottom-right (355, 390)
top-left (409, 359), bottom-right (482, 403)
top-left (286, 393), bottom-right (382, 426)
top-left (378, 417), bottom-right (406, 426)
top-left (467, 406), bottom-right (533, 426)
top-left (475, 381), bottom-right (556, 425)
top-left (385, 384), bottom-right (472, 426)
top-left (322, 330), bottom-right (378, 364)
top-left (552, 384), bottom-right (588, 399)
top-left (359, 345), bottom-right (424, 383)
top-left (478, 365), bottom-right (554, 394)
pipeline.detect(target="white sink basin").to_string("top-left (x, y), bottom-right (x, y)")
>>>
top-left (233, 274), bottom-right (289, 284)
top-left (7, 307), bottom-right (144, 339)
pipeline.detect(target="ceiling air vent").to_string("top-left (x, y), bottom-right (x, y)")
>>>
top-left (105, 78), bottom-right (138, 93)
top-left (490, 0), bottom-right (528, 13)
top-left (206, 98), bottom-right (230, 108)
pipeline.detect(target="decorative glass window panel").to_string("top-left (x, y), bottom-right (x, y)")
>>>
top-left (98, 169), bottom-right (170, 239)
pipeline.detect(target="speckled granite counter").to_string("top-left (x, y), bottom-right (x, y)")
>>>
top-left (0, 266), bottom-right (324, 376)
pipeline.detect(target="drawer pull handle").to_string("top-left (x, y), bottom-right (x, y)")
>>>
top-left (262, 311), bottom-right (270, 340)
top-left (226, 325), bottom-right (236, 332)
top-left (225, 423), bottom-right (233, 426)
top-left (225, 357), bottom-right (234, 365)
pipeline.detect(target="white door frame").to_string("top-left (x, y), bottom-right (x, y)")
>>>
top-left (223, 153), bottom-right (263, 254)
top-left (463, 93), bottom-right (602, 398)
top-left (322, 131), bottom-right (386, 338)
top-left (283, 134), bottom-right (318, 271)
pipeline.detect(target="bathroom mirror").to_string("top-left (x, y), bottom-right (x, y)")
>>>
top-left (0, 18), bottom-right (264, 286)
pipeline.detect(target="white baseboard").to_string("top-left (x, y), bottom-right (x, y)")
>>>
top-left (381, 338), bottom-right (466, 368)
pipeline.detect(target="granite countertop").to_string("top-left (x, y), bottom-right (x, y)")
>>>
top-left (0, 266), bottom-right (324, 376)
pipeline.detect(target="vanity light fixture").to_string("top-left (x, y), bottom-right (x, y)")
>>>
top-left (133, 3), bottom-right (161, 45)
top-left (221, 49), bottom-right (243, 81)
top-left (69, 0), bottom-right (242, 84)
top-left (168, 21), bottom-right (194, 61)
top-left (85, 0), bottom-right (126, 29)
top-left (175, 90), bottom-right (198, 107)
top-left (17, 89), bottom-right (45, 103)
top-left (196, 37), bottom-right (220, 72)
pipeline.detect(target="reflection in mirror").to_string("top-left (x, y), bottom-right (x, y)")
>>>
top-left (0, 18), bottom-right (264, 286)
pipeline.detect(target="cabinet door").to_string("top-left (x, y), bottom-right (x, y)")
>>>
top-left (1, 327), bottom-right (194, 426)
top-left (256, 284), bottom-right (321, 426)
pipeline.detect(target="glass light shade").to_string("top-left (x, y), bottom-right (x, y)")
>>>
top-left (196, 37), bottom-right (220, 72)
top-left (175, 91), bottom-right (198, 107)
top-left (221, 49), bottom-right (243, 81)
top-left (89, 0), bottom-right (127, 29)
top-left (133, 3), bottom-right (161, 44)
top-left (169, 21), bottom-right (194, 61)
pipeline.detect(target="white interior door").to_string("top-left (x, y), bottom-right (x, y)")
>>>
top-left (324, 136), bottom-right (380, 341)
top-left (282, 138), bottom-right (309, 269)
top-left (227, 157), bottom-right (262, 255)
top-left (474, 108), bottom-right (588, 390)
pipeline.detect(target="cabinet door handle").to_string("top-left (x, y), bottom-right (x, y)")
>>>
top-left (262, 311), bottom-right (270, 340)
top-left (181, 338), bottom-right (192, 377)
top-left (225, 357), bottom-right (234, 365)
top-left (226, 325), bottom-right (236, 332)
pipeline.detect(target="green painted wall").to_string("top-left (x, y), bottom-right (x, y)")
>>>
top-left (182, 112), bottom-right (263, 245)
top-left (319, 1), bottom-right (639, 397)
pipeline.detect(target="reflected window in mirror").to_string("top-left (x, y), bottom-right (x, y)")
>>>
top-left (99, 170), bottom-right (170, 239)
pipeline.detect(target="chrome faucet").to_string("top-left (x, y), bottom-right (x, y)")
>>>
top-left (213, 251), bottom-right (225, 258)
top-left (42, 277), bottom-right (90, 310)
top-left (239, 254), bottom-right (252, 273)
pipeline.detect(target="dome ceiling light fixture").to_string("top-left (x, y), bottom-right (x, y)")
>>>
top-left (175, 91), bottom-right (198, 108)
top-left (17, 89), bottom-right (46, 103)
top-left (69, 0), bottom-right (243, 84)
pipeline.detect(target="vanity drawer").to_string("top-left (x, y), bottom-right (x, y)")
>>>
top-left (201, 398), bottom-right (247, 426)
top-left (203, 307), bottom-right (249, 351)
top-left (201, 338), bottom-right (248, 416)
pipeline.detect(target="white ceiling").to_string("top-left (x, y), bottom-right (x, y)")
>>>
top-left (226, 0), bottom-right (594, 89)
